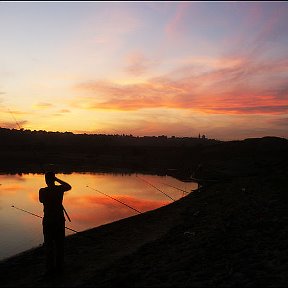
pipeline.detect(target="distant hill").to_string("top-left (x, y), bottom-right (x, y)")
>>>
top-left (0, 127), bottom-right (287, 179)
top-left (0, 127), bottom-right (219, 148)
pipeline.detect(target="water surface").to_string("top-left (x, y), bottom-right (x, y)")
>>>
top-left (0, 172), bottom-right (197, 261)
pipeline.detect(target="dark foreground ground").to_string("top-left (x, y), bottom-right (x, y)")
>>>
top-left (1, 136), bottom-right (288, 287)
top-left (0, 169), bottom-right (287, 287)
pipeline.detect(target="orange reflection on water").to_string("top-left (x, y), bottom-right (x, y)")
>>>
top-left (77, 194), bottom-right (168, 211)
top-left (0, 172), bottom-right (197, 260)
top-left (59, 173), bottom-right (187, 232)
top-left (65, 193), bottom-right (168, 228)
top-left (0, 184), bottom-right (25, 194)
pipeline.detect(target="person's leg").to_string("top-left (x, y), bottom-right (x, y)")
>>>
top-left (55, 221), bottom-right (65, 275)
top-left (43, 223), bottom-right (55, 275)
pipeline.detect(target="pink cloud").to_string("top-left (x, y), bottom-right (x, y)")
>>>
top-left (223, 3), bottom-right (288, 62)
top-left (165, 2), bottom-right (192, 39)
top-left (124, 52), bottom-right (159, 76)
top-left (73, 5), bottom-right (288, 118)
top-left (73, 52), bottom-right (288, 115)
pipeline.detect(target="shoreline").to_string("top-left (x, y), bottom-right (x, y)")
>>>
top-left (0, 169), bottom-right (195, 264)
top-left (1, 171), bottom-right (287, 287)
top-left (0, 187), bottom-right (194, 287)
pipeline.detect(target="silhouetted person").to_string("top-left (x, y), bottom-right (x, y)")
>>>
top-left (39, 172), bottom-right (71, 278)
top-left (192, 164), bottom-right (203, 190)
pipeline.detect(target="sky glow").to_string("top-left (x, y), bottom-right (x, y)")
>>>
top-left (0, 1), bottom-right (287, 140)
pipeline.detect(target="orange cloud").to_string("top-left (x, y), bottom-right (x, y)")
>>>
top-left (73, 54), bottom-right (288, 115)
top-left (73, 80), bottom-right (183, 111)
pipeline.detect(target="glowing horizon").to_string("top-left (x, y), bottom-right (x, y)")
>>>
top-left (0, 2), bottom-right (287, 140)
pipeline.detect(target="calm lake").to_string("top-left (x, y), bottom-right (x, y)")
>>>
top-left (0, 172), bottom-right (197, 261)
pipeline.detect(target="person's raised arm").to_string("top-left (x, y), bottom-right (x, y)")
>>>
top-left (55, 177), bottom-right (72, 192)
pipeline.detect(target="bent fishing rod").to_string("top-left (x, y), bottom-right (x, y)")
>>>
top-left (136, 175), bottom-right (176, 202)
top-left (11, 205), bottom-right (77, 233)
top-left (86, 185), bottom-right (142, 214)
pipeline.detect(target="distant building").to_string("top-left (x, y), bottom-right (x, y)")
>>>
top-left (198, 133), bottom-right (207, 139)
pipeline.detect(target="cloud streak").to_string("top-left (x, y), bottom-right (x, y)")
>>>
top-left (165, 2), bottom-right (193, 39)
top-left (73, 53), bottom-right (288, 115)
top-left (124, 52), bottom-right (159, 76)
top-left (33, 102), bottom-right (54, 110)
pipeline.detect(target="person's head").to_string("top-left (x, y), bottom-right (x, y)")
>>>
top-left (45, 171), bottom-right (55, 187)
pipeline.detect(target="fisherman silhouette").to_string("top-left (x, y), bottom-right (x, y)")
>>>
top-left (39, 172), bottom-right (71, 278)
top-left (191, 164), bottom-right (204, 190)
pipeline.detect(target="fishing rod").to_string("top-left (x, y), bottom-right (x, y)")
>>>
top-left (8, 108), bottom-right (22, 130)
top-left (6, 107), bottom-right (45, 174)
top-left (63, 206), bottom-right (71, 222)
top-left (86, 185), bottom-right (142, 214)
top-left (11, 205), bottom-right (78, 233)
top-left (136, 176), bottom-right (176, 202)
top-left (7, 108), bottom-right (72, 222)
top-left (161, 183), bottom-right (190, 194)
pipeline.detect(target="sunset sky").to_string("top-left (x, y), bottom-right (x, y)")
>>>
top-left (0, 2), bottom-right (287, 140)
